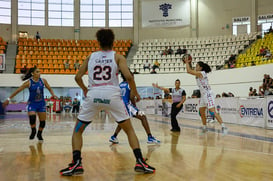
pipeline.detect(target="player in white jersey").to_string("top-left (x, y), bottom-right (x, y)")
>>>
top-left (184, 58), bottom-right (228, 135)
top-left (60, 29), bottom-right (155, 176)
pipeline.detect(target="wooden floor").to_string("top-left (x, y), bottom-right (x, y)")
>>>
top-left (0, 112), bottom-right (273, 181)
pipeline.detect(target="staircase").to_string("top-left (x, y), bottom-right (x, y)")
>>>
top-left (4, 44), bottom-right (17, 73)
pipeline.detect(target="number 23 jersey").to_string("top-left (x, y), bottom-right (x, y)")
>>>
top-left (88, 51), bottom-right (120, 90)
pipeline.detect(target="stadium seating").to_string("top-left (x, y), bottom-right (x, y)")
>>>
top-left (15, 38), bottom-right (132, 74)
top-left (131, 33), bottom-right (258, 73)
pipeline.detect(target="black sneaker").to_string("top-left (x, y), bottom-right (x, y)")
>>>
top-left (60, 160), bottom-right (84, 176)
top-left (170, 128), bottom-right (180, 132)
top-left (37, 132), bottom-right (43, 141)
top-left (134, 158), bottom-right (155, 174)
top-left (29, 129), bottom-right (36, 140)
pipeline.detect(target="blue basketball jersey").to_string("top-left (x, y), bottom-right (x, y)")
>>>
top-left (28, 78), bottom-right (45, 103)
top-left (119, 81), bottom-right (130, 105)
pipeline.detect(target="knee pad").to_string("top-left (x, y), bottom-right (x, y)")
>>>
top-left (209, 110), bottom-right (215, 118)
top-left (39, 120), bottom-right (46, 128)
top-left (29, 115), bottom-right (36, 125)
top-left (75, 119), bottom-right (91, 133)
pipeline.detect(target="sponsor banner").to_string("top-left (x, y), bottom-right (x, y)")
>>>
top-left (215, 97), bottom-right (238, 124)
top-left (142, 0), bottom-right (190, 28)
top-left (238, 98), bottom-right (265, 127)
top-left (266, 96), bottom-right (273, 129)
top-left (180, 98), bottom-right (200, 120)
top-left (232, 16), bottom-right (250, 23)
top-left (136, 100), bottom-right (155, 114)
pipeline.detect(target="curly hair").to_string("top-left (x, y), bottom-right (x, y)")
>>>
top-left (96, 29), bottom-right (115, 49)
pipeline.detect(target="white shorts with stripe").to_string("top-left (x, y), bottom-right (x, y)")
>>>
top-left (199, 92), bottom-right (215, 109)
top-left (77, 87), bottom-right (129, 122)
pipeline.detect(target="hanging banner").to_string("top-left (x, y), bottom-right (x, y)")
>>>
top-left (266, 96), bottom-right (273, 129)
top-left (215, 97), bottom-right (238, 124)
top-left (142, 0), bottom-right (190, 28)
top-left (238, 98), bottom-right (265, 128)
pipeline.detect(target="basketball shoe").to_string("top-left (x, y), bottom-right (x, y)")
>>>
top-left (222, 127), bottom-right (229, 136)
top-left (60, 159), bottom-right (84, 176)
top-left (109, 135), bottom-right (119, 144)
top-left (147, 136), bottom-right (160, 144)
top-left (134, 158), bottom-right (156, 174)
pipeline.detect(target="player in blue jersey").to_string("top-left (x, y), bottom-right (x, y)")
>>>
top-left (109, 71), bottom-right (160, 144)
top-left (3, 67), bottom-right (57, 141)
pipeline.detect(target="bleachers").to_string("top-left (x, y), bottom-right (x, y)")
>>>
top-left (15, 38), bottom-right (132, 74)
top-left (131, 33), bottom-right (258, 73)
top-left (236, 33), bottom-right (273, 68)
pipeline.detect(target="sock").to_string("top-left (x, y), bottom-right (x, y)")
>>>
top-left (221, 123), bottom-right (225, 128)
top-left (147, 133), bottom-right (152, 137)
top-left (203, 125), bottom-right (207, 129)
top-left (37, 130), bottom-right (43, 140)
top-left (113, 133), bottom-right (118, 137)
top-left (73, 150), bottom-right (81, 162)
top-left (29, 127), bottom-right (36, 139)
top-left (133, 148), bottom-right (143, 162)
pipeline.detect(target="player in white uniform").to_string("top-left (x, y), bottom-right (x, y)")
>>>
top-left (60, 29), bottom-right (155, 176)
top-left (184, 58), bottom-right (228, 135)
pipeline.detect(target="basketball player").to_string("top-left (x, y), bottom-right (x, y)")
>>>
top-left (152, 79), bottom-right (186, 132)
top-left (3, 67), bottom-right (57, 141)
top-left (184, 58), bottom-right (228, 134)
top-left (60, 29), bottom-right (155, 176)
top-left (109, 71), bottom-right (160, 144)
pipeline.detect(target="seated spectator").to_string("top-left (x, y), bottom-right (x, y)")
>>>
top-left (251, 61), bottom-right (256, 66)
top-left (143, 60), bottom-right (151, 71)
top-left (133, 68), bottom-right (139, 74)
top-left (35, 31), bottom-right (41, 41)
top-left (264, 85), bottom-right (273, 96)
top-left (161, 46), bottom-right (168, 56)
top-left (167, 46), bottom-right (173, 55)
top-left (222, 92), bottom-right (229, 97)
top-left (175, 46), bottom-right (183, 55)
top-left (63, 98), bottom-right (72, 113)
top-left (216, 94), bottom-right (221, 98)
top-left (182, 45), bottom-right (187, 54)
top-left (228, 92), bottom-right (234, 97)
top-left (64, 60), bottom-right (70, 69)
top-left (265, 48), bottom-right (272, 60)
top-left (258, 46), bottom-right (266, 56)
top-left (152, 60), bottom-right (160, 71)
top-left (74, 60), bottom-right (80, 70)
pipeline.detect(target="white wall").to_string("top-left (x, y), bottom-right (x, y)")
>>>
top-left (1, 64), bottom-right (272, 99)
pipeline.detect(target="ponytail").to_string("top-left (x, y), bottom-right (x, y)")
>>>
top-left (21, 66), bottom-right (37, 81)
top-left (197, 61), bottom-right (211, 73)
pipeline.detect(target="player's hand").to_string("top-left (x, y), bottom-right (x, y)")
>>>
top-left (2, 100), bottom-right (10, 108)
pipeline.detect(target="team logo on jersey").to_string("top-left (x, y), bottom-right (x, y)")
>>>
top-left (159, 3), bottom-right (172, 17)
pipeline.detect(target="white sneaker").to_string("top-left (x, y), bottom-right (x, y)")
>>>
top-left (199, 127), bottom-right (207, 135)
top-left (222, 127), bottom-right (228, 136)
top-left (109, 135), bottom-right (119, 144)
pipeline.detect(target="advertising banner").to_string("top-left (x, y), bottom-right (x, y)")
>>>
top-left (142, 0), bottom-right (190, 28)
top-left (180, 98), bottom-right (200, 120)
top-left (238, 98), bottom-right (265, 127)
top-left (266, 96), bottom-right (273, 129)
top-left (215, 97), bottom-right (238, 124)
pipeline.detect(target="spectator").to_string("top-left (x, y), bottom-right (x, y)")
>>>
top-left (143, 60), bottom-right (150, 71)
top-left (222, 92), bottom-right (229, 97)
top-left (64, 60), bottom-right (70, 70)
top-left (265, 47), bottom-right (272, 60)
top-left (63, 98), bottom-right (72, 113)
top-left (253, 89), bottom-right (258, 96)
top-left (72, 98), bottom-right (80, 113)
top-left (167, 46), bottom-right (173, 55)
top-left (268, 26), bottom-right (273, 34)
top-left (249, 87), bottom-right (254, 96)
top-left (150, 69), bottom-right (157, 74)
top-left (35, 31), bottom-right (41, 41)
top-left (175, 46), bottom-right (183, 55)
top-left (133, 68), bottom-right (139, 74)
top-left (258, 46), bottom-right (266, 56)
top-left (74, 60), bottom-right (80, 70)
top-left (161, 46), bottom-right (168, 56)
top-left (181, 45), bottom-right (187, 54)
top-left (152, 60), bottom-right (160, 71)
top-left (251, 61), bottom-right (256, 66)
top-left (228, 92), bottom-right (234, 97)
top-left (216, 94), bottom-right (221, 98)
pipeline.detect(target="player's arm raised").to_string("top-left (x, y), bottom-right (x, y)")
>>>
top-left (185, 58), bottom-right (203, 78)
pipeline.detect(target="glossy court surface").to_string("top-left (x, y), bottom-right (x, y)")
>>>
top-left (0, 112), bottom-right (273, 181)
